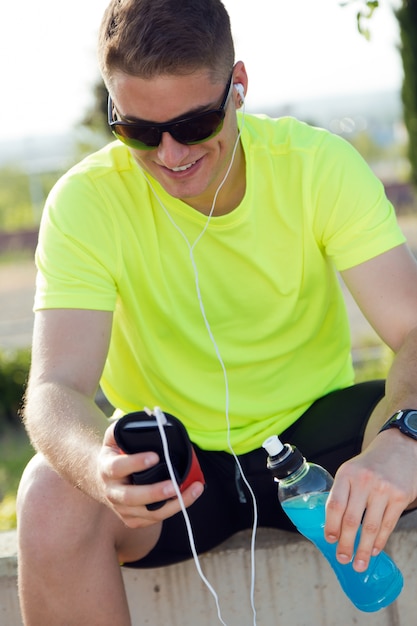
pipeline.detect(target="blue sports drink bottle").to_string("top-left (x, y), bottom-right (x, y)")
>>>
top-left (263, 435), bottom-right (403, 612)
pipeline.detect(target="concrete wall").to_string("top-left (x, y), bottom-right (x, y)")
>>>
top-left (1, 511), bottom-right (416, 626)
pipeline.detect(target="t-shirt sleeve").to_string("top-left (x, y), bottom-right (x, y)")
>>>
top-left (310, 132), bottom-right (406, 271)
top-left (34, 171), bottom-right (120, 312)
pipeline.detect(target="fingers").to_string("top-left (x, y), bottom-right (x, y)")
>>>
top-left (325, 459), bottom-right (407, 572)
top-left (353, 499), bottom-right (402, 571)
top-left (100, 422), bottom-right (160, 484)
top-left (99, 422), bottom-right (204, 527)
top-left (106, 479), bottom-right (205, 528)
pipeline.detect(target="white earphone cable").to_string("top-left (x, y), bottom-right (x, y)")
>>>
top-left (151, 406), bottom-right (228, 626)
top-left (140, 101), bottom-right (258, 625)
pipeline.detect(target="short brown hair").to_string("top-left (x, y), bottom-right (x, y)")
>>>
top-left (98, 0), bottom-right (235, 87)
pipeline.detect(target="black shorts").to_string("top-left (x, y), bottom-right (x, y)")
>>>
top-left (124, 380), bottom-right (385, 569)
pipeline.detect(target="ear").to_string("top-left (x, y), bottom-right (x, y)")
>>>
top-left (232, 60), bottom-right (248, 107)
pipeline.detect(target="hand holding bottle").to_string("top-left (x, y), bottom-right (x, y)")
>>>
top-left (324, 428), bottom-right (417, 572)
top-left (263, 435), bottom-right (403, 613)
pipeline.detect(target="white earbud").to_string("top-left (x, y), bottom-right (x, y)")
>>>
top-left (234, 83), bottom-right (245, 102)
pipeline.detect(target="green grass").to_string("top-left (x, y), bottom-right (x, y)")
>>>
top-left (354, 343), bottom-right (393, 383)
top-left (0, 248), bottom-right (34, 266)
top-left (0, 428), bottom-right (34, 530)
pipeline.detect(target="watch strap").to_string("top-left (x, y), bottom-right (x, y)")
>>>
top-left (379, 409), bottom-right (417, 441)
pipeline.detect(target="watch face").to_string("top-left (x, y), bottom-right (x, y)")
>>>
top-left (404, 410), bottom-right (417, 433)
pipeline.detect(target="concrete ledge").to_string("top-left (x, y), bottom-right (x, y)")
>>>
top-left (0, 531), bottom-right (21, 626)
top-left (2, 512), bottom-right (417, 626)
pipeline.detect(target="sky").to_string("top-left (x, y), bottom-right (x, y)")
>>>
top-left (1, 0), bottom-right (402, 141)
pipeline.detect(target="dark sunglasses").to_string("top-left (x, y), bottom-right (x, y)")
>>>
top-left (108, 71), bottom-right (233, 150)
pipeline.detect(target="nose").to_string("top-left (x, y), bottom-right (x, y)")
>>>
top-left (157, 132), bottom-right (191, 168)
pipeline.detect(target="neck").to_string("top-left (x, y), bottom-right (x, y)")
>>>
top-left (185, 144), bottom-right (246, 217)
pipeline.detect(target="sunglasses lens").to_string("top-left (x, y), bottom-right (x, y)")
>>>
top-left (112, 125), bottom-right (161, 150)
top-left (171, 111), bottom-right (225, 145)
top-left (111, 110), bottom-right (225, 150)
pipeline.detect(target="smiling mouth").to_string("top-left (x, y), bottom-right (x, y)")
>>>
top-left (169, 161), bottom-right (197, 172)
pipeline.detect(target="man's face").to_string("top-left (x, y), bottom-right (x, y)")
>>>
top-left (109, 67), bottom-right (245, 214)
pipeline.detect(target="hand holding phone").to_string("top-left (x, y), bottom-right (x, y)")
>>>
top-left (114, 409), bottom-right (205, 510)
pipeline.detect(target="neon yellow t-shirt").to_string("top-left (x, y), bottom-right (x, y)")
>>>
top-left (35, 115), bottom-right (405, 453)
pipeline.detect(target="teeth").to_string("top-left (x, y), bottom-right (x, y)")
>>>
top-left (171, 161), bottom-right (196, 172)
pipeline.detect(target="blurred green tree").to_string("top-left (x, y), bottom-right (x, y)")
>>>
top-left (76, 80), bottom-right (114, 157)
top-left (396, 1), bottom-right (417, 185)
top-left (0, 167), bottom-right (64, 232)
top-left (81, 80), bottom-right (112, 137)
top-left (0, 168), bottom-right (32, 231)
top-left (343, 1), bottom-right (417, 185)
top-left (0, 349), bottom-right (30, 430)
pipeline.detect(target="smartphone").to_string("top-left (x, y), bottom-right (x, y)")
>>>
top-left (114, 410), bottom-right (205, 510)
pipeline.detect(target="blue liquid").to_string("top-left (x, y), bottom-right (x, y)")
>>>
top-left (282, 492), bottom-right (403, 612)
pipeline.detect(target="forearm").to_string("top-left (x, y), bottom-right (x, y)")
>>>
top-left (24, 380), bottom-right (109, 503)
top-left (362, 326), bottom-right (417, 448)
top-left (326, 327), bottom-right (417, 569)
top-left (384, 325), bottom-right (417, 414)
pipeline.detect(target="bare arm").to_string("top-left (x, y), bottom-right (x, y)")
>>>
top-left (24, 309), bottom-right (114, 501)
top-left (24, 308), bottom-right (204, 524)
top-left (341, 244), bottom-right (417, 354)
top-left (325, 244), bottom-right (417, 570)
top-left (341, 243), bottom-right (417, 426)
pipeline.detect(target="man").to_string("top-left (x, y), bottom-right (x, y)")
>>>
top-left (17, 0), bottom-right (417, 624)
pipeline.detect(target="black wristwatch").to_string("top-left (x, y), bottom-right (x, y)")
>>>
top-left (379, 409), bottom-right (417, 441)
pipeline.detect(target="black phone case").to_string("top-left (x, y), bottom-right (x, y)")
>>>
top-left (114, 411), bottom-right (193, 510)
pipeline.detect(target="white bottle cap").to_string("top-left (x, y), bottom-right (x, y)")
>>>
top-left (262, 435), bottom-right (284, 457)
